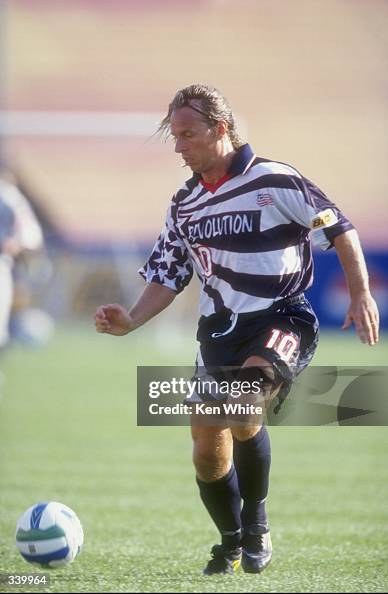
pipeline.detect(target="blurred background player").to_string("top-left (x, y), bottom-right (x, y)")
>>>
top-left (95, 84), bottom-right (379, 576)
top-left (0, 191), bottom-right (16, 350)
top-left (0, 170), bottom-right (44, 350)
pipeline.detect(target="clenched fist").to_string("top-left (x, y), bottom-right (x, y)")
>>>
top-left (94, 303), bottom-right (135, 336)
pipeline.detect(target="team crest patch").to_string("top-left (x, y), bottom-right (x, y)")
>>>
top-left (256, 193), bottom-right (273, 207)
top-left (311, 208), bottom-right (338, 229)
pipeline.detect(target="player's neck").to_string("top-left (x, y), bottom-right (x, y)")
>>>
top-left (201, 146), bottom-right (235, 185)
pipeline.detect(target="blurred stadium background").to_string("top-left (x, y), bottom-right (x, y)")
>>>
top-left (0, 2), bottom-right (387, 592)
top-left (0, 0), bottom-right (387, 334)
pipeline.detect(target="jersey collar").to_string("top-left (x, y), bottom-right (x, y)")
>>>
top-left (228, 143), bottom-right (256, 177)
top-left (192, 143), bottom-right (256, 190)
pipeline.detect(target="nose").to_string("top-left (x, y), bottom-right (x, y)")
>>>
top-left (174, 138), bottom-right (185, 154)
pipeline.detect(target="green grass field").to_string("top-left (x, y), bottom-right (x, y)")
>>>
top-left (0, 325), bottom-right (387, 593)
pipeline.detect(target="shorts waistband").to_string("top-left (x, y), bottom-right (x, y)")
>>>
top-left (237, 292), bottom-right (305, 321)
top-left (197, 293), bottom-right (306, 342)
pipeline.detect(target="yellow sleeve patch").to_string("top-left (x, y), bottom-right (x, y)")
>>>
top-left (311, 208), bottom-right (338, 229)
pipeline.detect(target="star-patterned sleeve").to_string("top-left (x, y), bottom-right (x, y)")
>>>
top-left (138, 202), bottom-right (193, 294)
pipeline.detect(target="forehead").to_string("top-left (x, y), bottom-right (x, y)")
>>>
top-left (170, 106), bottom-right (208, 135)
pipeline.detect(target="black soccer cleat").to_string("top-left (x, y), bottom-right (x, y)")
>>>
top-left (203, 544), bottom-right (242, 575)
top-left (241, 531), bottom-right (272, 573)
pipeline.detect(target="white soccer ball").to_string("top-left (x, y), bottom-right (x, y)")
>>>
top-left (15, 502), bottom-right (84, 568)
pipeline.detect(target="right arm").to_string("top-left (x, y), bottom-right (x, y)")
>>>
top-left (95, 282), bottom-right (176, 336)
top-left (95, 196), bottom-right (193, 336)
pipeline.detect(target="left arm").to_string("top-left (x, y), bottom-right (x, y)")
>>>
top-left (266, 171), bottom-right (379, 344)
top-left (333, 229), bottom-right (379, 345)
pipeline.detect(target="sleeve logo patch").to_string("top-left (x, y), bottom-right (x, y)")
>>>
top-left (256, 193), bottom-right (273, 207)
top-left (311, 208), bottom-right (338, 229)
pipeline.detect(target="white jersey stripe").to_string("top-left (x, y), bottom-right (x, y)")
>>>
top-left (209, 245), bottom-right (302, 276)
top-left (139, 145), bottom-right (354, 316)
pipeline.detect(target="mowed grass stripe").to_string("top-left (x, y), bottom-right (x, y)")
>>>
top-left (0, 326), bottom-right (387, 592)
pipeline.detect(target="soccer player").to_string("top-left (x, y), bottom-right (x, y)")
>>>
top-left (0, 194), bottom-right (16, 350)
top-left (0, 173), bottom-right (44, 350)
top-left (95, 84), bottom-right (379, 575)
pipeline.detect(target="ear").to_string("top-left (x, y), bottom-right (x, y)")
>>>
top-left (214, 119), bottom-right (228, 139)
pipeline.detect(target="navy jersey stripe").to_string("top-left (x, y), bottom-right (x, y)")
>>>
top-left (139, 145), bottom-right (353, 315)
top-left (212, 263), bottom-right (312, 298)
top-left (185, 221), bottom-right (305, 253)
top-left (203, 283), bottom-right (229, 312)
top-left (178, 174), bottom-right (305, 216)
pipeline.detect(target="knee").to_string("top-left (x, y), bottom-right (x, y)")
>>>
top-left (191, 427), bottom-right (232, 482)
top-left (231, 424), bottom-right (262, 442)
top-left (193, 448), bottom-right (229, 482)
top-left (239, 355), bottom-right (282, 400)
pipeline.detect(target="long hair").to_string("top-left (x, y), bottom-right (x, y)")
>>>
top-left (158, 84), bottom-right (245, 149)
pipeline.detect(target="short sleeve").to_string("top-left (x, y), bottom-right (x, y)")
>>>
top-left (138, 202), bottom-right (193, 294)
top-left (304, 178), bottom-right (354, 250)
top-left (269, 174), bottom-right (354, 251)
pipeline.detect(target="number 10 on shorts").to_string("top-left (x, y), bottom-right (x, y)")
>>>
top-left (265, 329), bottom-right (299, 362)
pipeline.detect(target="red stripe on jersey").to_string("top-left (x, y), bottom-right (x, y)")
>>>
top-left (200, 174), bottom-right (231, 194)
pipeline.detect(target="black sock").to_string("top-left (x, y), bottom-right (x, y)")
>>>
top-left (196, 465), bottom-right (242, 549)
top-left (233, 425), bottom-right (271, 534)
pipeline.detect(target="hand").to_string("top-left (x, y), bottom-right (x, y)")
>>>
top-left (94, 303), bottom-right (135, 336)
top-left (342, 292), bottom-right (379, 345)
top-left (2, 237), bottom-right (22, 257)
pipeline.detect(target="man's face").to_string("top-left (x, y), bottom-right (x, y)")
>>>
top-left (170, 105), bottom-right (221, 174)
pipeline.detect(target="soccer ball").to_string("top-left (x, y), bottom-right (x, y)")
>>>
top-left (15, 502), bottom-right (84, 568)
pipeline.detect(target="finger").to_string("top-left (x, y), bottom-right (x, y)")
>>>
top-left (362, 319), bottom-right (375, 346)
top-left (96, 326), bottom-right (111, 334)
top-left (354, 318), bottom-right (368, 344)
top-left (95, 309), bottom-right (107, 321)
top-left (368, 313), bottom-right (379, 344)
top-left (342, 313), bottom-right (352, 330)
top-left (368, 322), bottom-right (378, 345)
top-left (359, 308), bottom-right (379, 346)
top-left (99, 305), bottom-right (122, 322)
top-left (95, 319), bottom-right (111, 333)
top-left (103, 303), bottom-right (122, 313)
top-left (361, 312), bottom-right (379, 345)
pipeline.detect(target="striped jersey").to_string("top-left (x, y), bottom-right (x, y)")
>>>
top-left (139, 144), bottom-right (353, 317)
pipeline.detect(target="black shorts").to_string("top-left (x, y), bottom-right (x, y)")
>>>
top-left (188, 294), bottom-right (319, 412)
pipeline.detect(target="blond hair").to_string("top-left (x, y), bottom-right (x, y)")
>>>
top-left (158, 83), bottom-right (245, 149)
